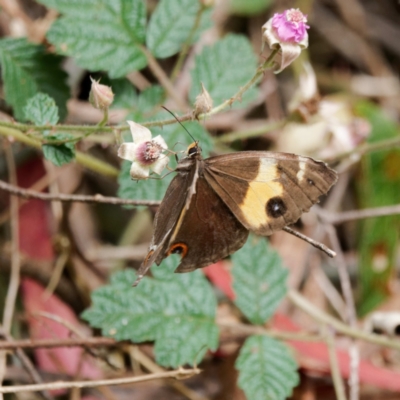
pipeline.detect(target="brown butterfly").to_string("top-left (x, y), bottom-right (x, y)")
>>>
top-left (134, 142), bottom-right (337, 286)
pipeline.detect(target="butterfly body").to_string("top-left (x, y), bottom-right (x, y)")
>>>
top-left (134, 143), bottom-right (337, 285)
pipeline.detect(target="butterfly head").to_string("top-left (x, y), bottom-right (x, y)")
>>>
top-left (186, 141), bottom-right (202, 158)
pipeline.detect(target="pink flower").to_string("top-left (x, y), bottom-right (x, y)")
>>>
top-left (272, 9), bottom-right (309, 43)
top-left (118, 121), bottom-right (169, 180)
top-left (262, 9), bottom-right (309, 73)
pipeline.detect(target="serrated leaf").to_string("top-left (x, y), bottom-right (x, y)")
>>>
top-left (42, 134), bottom-right (76, 166)
top-left (189, 34), bottom-right (259, 108)
top-left (118, 118), bottom-right (213, 204)
top-left (82, 259), bottom-right (219, 367)
top-left (147, 0), bottom-right (212, 59)
top-left (38, 0), bottom-right (147, 78)
top-left (0, 38), bottom-right (69, 121)
top-left (116, 84), bottom-right (165, 123)
top-left (232, 237), bottom-right (288, 325)
top-left (24, 93), bottom-right (59, 126)
top-left (236, 335), bottom-right (299, 400)
top-left (137, 85), bottom-right (165, 114)
top-left (110, 79), bottom-right (138, 109)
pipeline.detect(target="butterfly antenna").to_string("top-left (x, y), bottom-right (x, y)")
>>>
top-left (161, 106), bottom-right (197, 143)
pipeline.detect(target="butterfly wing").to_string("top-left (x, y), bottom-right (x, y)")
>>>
top-left (137, 159), bottom-right (249, 281)
top-left (135, 167), bottom-right (195, 284)
top-left (204, 152), bottom-right (338, 236)
top-left (167, 175), bottom-right (249, 273)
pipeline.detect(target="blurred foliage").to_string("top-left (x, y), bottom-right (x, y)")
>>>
top-left (356, 102), bottom-right (400, 316)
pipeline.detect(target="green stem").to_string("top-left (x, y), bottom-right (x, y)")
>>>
top-left (170, 5), bottom-right (206, 83)
top-left (0, 126), bottom-right (118, 178)
top-left (0, 120), bottom-right (115, 133)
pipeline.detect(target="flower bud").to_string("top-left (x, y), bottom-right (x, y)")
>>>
top-left (193, 83), bottom-right (213, 119)
top-left (262, 8), bottom-right (309, 73)
top-left (89, 77), bottom-right (114, 110)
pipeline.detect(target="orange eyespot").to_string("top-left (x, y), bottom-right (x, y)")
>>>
top-left (144, 250), bottom-right (154, 265)
top-left (167, 243), bottom-right (188, 258)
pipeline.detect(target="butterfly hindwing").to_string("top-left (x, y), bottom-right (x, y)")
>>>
top-left (166, 175), bottom-right (249, 273)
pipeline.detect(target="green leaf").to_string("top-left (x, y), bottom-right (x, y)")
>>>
top-left (111, 83), bottom-right (165, 131)
top-left (236, 335), bottom-right (299, 400)
top-left (24, 93), bottom-right (59, 126)
top-left (110, 79), bottom-right (138, 109)
top-left (118, 118), bottom-right (213, 204)
top-left (230, 0), bottom-right (273, 15)
top-left (190, 34), bottom-right (259, 108)
top-left (0, 38), bottom-right (69, 121)
top-left (82, 260), bottom-right (219, 367)
top-left (355, 101), bottom-right (400, 315)
top-left (42, 134), bottom-right (76, 166)
top-left (232, 237), bottom-right (288, 325)
top-left (137, 85), bottom-right (165, 115)
top-left (38, 0), bottom-right (147, 78)
top-left (147, 0), bottom-right (212, 59)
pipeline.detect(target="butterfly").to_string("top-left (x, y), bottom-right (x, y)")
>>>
top-left (134, 142), bottom-right (338, 286)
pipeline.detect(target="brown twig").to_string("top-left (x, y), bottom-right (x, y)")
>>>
top-left (0, 337), bottom-right (117, 351)
top-left (287, 290), bottom-right (400, 351)
top-left (0, 368), bottom-right (201, 394)
top-left (283, 226), bottom-right (336, 258)
top-left (0, 143), bottom-right (21, 396)
top-left (325, 224), bottom-right (359, 399)
top-left (130, 347), bottom-right (209, 400)
top-left (1, 146), bottom-right (20, 333)
top-left (139, 45), bottom-right (188, 111)
top-left (318, 204), bottom-right (400, 224)
top-left (0, 179), bottom-right (161, 206)
top-left (0, 330), bottom-right (54, 400)
top-left (324, 325), bottom-right (347, 400)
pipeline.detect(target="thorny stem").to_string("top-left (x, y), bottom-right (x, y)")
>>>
top-left (201, 48), bottom-right (280, 118)
top-left (0, 48), bottom-right (280, 147)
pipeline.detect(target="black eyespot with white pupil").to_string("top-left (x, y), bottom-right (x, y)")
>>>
top-left (266, 197), bottom-right (287, 218)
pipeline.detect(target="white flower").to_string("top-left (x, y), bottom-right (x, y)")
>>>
top-left (118, 121), bottom-right (169, 180)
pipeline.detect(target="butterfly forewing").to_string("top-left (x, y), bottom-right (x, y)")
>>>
top-left (204, 152), bottom-right (338, 236)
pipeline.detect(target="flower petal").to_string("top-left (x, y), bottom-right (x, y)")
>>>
top-left (127, 120), bottom-right (152, 144)
top-left (276, 42), bottom-right (301, 73)
top-left (152, 135), bottom-right (168, 150)
top-left (117, 143), bottom-right (138, 161)
top-left (151, 154), bottom-right (169, 175)
top-left (130, 161), bottom-right (150, 180)
top-left (262, 19), bottom-right (280, 48)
